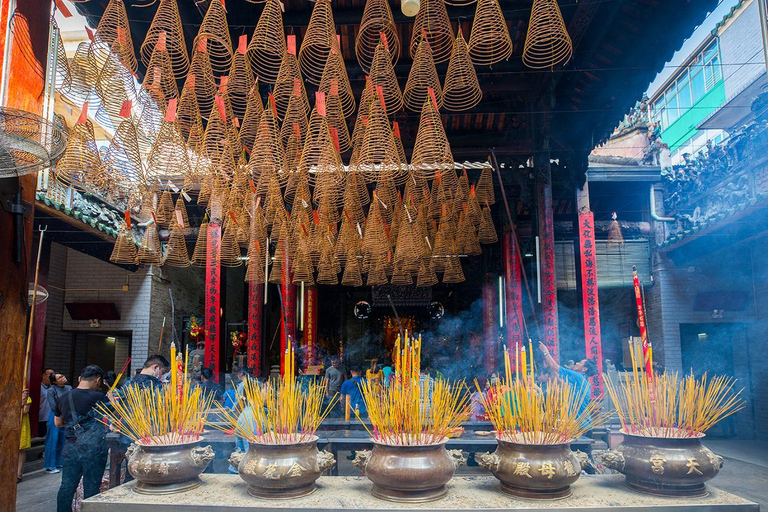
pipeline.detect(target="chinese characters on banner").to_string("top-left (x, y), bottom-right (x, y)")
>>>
top-left (247, 283), bottom-right (263, 373)
top-left (578, 211), bottom-right (604, 398)
top-left (204, 222), bottom-right (221, 380)
top-left (482, 274), bottom-right (498, 375)
top-left (503, 230), bottom-right (524, 366)
top-left (538, 182), bottom-right (559, 360)
top-left (303, 286), bottom-right (318, 369)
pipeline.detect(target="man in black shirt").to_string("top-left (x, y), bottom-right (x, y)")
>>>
top-left (127, 354), bottom-right (169, 389)
top-left (54, 365), bottom-right (109, 512)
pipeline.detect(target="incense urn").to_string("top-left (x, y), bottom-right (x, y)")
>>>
top-left (126, 440), bottom-right (214, 494)
top-left (601, 430), bottom-right (724, 497)
top-left (352, 439), bottom-right (466, 503)
top-left (229, 436), bottom-right (335, 499)
top-left (478, 437), bottom-right (589, 499)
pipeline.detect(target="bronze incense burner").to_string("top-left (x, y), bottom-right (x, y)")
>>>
top-left (126, 440), bottom-right (214, 495)
top-left (229, 436), bottom-right (335, 499)
top-left (353, 439), bottom-right (466, 503)
top-left (478, 437), bottom-right (589, 499)
top-left (601, 430), bottom-right (724, 497)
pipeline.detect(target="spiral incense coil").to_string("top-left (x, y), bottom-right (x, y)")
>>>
top-left (523, 0), bottom-right (573, 69)
top-left (137, 223), bottom-right (164, 266)
top-left (274, 53), bottom-right (310, 120)
top-left (193, 0), bottom-right (233, 75)
top-left (201, 99), bottom-right (236, 171)
top-left (390, 260), bottom-right (413, 286)
top-left (444, 0), bottom-right (476, 6)
top-left (141, 0), bottom-right (189, 79)
top-left (146, 115), bottom-right (193, 185)
top-left (341, 249), bottom-right (363, 286)
top-left (411, 96), bottom-right (454, 181)
top-left (442, 255), bottom-right (465, 283)
top-left (299, 109), bottom-right (345, 185)
top-left (66, 43), bottom-right (100, 105)
top-left (220, 218), bottom-right (244, 267)
top-left (134, 99), bottom-right (164, 156)
top-left (358, 92), bottom-right (400, 181)
top-left (140, 34), bottom-right (180, 109)
top-left (247, 0), bottom-right (286, 85)
top-left (325, 90), bottom-right (351, 152)
top-left (416, 257), bottom-right (438, 287)
top-left (349, 81), bottom-right (374, 166)
top-left (292, 242), bottom-right (315, 285)
top-left (280, 92), bottom-right (309, 150)
top-left (228, 38), bottom-right (255, 120)
top-left (404, 36), bottom-right (443, 113)
top-left (177, 76), bottom-right (205, 148)
top-left (298, 0), bottom-right (337, 85)
top-left (89, 0), bottom-right (137, 74)
top-left (188, 46), bottom-right (217, 117)
top-left (457, 210), bottom-right (482, 255)
top-left (473, 166), bottom-right (495, 205)
top-left (468, 0), bottom-right (513, 66)
top-left (355, 0), bottom-right (400, 73)
top-left (189, 221), bottom-right (209, 267)
top-left (392, 121), bottom-right (408, 174)
top-left (55, 117), bottom-right (101, 188)
top-left (318, 48), bottom-right (356, 117)
top-left (248, 107), bottom-right (287, 191)
top-left (442, 30), bottom-right (482, 111)
top-left (102, 118), bottom-right (144, 189)
top-left (239, 83), bottom-right (264, 151)
top-left (54, 25), bottom-right (71, 91)
top-left (366, 254), bottom-right (389, 286)
top-left (110, 224), bottom-right (138, 265)
top-left (164, 223), bottom-right (191, 267)
top-left (369, 38), bottom-right (404, 114)
top-left (316, 245), bottom-right (339, 285)
top-left (477, 204), bottom-right (497, 244)
top-left (95, 53), bottom-right (138, 127)
top-left (155, 190), bottom-right (174, 228)
top-left (411, 0), bottom-right (453, 64)
top-left (245, 238), bottom-right (267, 283)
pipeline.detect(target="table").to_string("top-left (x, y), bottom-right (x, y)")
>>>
top-left (83, 475), bottom-right (759, 511)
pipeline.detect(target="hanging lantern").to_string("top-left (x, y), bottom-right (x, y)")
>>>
top-left (402, 0), bottom-right (420, 17)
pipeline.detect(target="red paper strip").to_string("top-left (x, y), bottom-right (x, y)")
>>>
top-left (77, 102), bottom-right (88, 124)
top-left (470, 184), bottom-right (476, 197)
top-left (157, 31), bottom-right (167, 51)
top-left (330, 78), bottom-right (339, 96)
top-left (215, 95), bottom-right (227, 121)
top-left (329, 127), bottom-right (340, 152)
top-left (303, 287), bottom-right (318, 368)
top-left (483, 274), bottom-right (498, 375)
top-left (197, 37), bottom-right (207, 53)
top-left (119, 100), bottom-right (132, 118)
top-left (229, 211), bottom-right (238, 224)
top-left (633, 267), bottom-right (654, 395)
top-left (165, 98), bottom-right (178, 122)
top-left (379, 31), bottom-right (389, 50)
top-left (124, 211), bottom-right (132, 229)
top-left (293, 77), bottom-right (301, 96)
top-left (85, 26), bottom-right (94, 41)
top-left (578, 211), bottom-right (604, 398)
top-left (502, 230), bottom-right (524, 367)
top-left (175, 208), bottom-right (185, 227)
top-left (315, 91), bottom-right (326, 116)
top-left (117, 26), bottom-right (127, 46)
top-left (54, 0), bottom-right (72, 18)
top-left (287, 35), bottom-right (297, 55)
top-left (186, 73), bottom-right (196, 90)
top-left (268, 93), bottom-right (278, 117)
top-left (248, 283), bottom-right (264, 373)
top-left (205, 223), bottom-right (222, 381)
top-left (428, 87), bottom-right (439, 110)
top-left (393, 121), bottom-right (401, 139)
top-left (375, 85), bottom-right (386, 112)
top-left (238, 34), bottom-right (247, 54)
top-left (293, 122), bottom-right (301, 138)
top-left (313, 210), bottom-right (319, 225)
top-left (280, 241), bottom-right (296, 376)
top-left (538, 181), bottom-right (559, 360)
top-left (233, 117), bottom-right (240, 128)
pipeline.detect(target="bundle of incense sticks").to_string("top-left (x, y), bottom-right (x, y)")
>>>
top-left (357, 332), bottom-right (470, 446)
top-left (98, 345), bottom-right (214, 445)
top-left (604, 340), bottom-right (744, 438)
top-left (215, 341), bottom-right (338, 444)
top-left (480, 345), bottom-right (606, 445)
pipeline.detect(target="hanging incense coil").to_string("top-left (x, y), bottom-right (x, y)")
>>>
top-left (95, 53), bottom-right (138, 127)
top-left (228, 38), bottom-right (255, 121)
top-left (146, 111), bottom-right (193, 185)
top-left (155, 190), bottom-right (175, 228)
top-left (444, 0), bottom-right (476, 6)
top-left (298, 0), bottom-right (337, 85)
top-left (404, 36), bottom-right (443, 112)
top-left (442, 255), bottom-right (465, 283)
top-left (66, 43), bottom-right (100, 105)
top-left (110, 224), bottom-right (137, 265)
top-left (411, 96), bottom-right (454, 181)
top-left (411, 0), bottom-right (454, 64)
top-left (457, 210), bottom-right (481, 256)
top-left (366, 254), bottom-right (389, 286)
top-left (188, 44), bottom-right (217, 118)
top-left (140, 34), bottom-right (180, 110)
top-left (369, 38), bottom-right (404, 114)
top-left (280, 94), bottom-right (309, 150)
top-left (102, 117), bottom-right (145, 194)
top-left (190, 221), bottom-right (209, 267)
top-left (316, 244), bottom-right (339, 285)
top-left (248, 0), bottom-right (286, 85)
top-left (240, 83), bottom-right (264, 151)
top-left (299, 108), bottom-right (345, 186)
top-left (477, 204), bottom-right (498, 244)
top-left (177, 75), bottom-right (205, 148)
top-left (141, 0), bottom-right (189, 78)
top-left (138, 223), bottom-right (164, 266)
top-left (274, 55), bottom-right (310, 120)
top-left (201, 98), bottom-right (237, 173)
top-left (475, 166), bottom-right (496, 205)
top-left (221, 218), bottom-right (244, 267)
top-left (443, 30), bottom-right (482, 111)
top-left (90, 0), bottom-right (137, 74)
top-left (468, 0), bottom-right (513, 66)
top-left (54, 23), bottom-right (71, 91)
top-left (523, 0), bottom-right (573, 69)
top-left (249, 106), bottom-right (287, 192)
top-left (356, 0), bottom-right (400, 73)
top-left (416, 257), bottom-right (438, 287)
top-left (325, 89), bottom-right (351, 152)
top-left (55, 117), bottom-right (101, 188)
top-left (193, 0), bottom-right (233, 75)
top-left (245, 236), bottom-right (267, 283)
top-left (341, 249), bottom-right (363, 286)
top-left (164, 223), bottom-right (191, 267)
top-left (318, 47), bottom-right (356, 118)
top-left (392, 122), bottom-right (408, 173)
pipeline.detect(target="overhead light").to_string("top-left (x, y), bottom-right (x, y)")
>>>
top-left (697, 333), bottom-right (708, 341)
top-left (402, 0), bottom-right (419, 16)
top-left (106, 336), bottom-right (116, 343)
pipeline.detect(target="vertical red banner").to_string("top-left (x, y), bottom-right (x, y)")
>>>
top-left (482, 274), bottom-right (498, 375)
top-left (538, 181), bottom-right (559, 361)
top-left (502, 230), bottom-right (524, 364)
top-left (304, 286), bottom-right (318, 369)
top-left (280, 241), bottom-right (296, 375)
top-left (247, 283), bottom-right (263, 375)
top-left (204, 222), bottom-right (221, 380)
top-left (578, 211), bottom-right (604, 398)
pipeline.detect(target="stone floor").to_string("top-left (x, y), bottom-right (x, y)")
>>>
top-left (16, 439), bottom-right (768, 511)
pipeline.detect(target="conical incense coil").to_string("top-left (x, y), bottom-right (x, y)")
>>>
top-left (369, 37), bottom-right (403, 113)
top-left (66, 42), bottom-right (100, 105)
top-left (221, 218), bottom-right (244, 267)
top-left (248, 105), bottom-right (287, 189)
top-left (274, 50), bottom-right (310, 120)
top-left (55, 114), bottom-right (101, 188)
top-left (188, 45), bottom-right (217, 117)
top-left (444, 0), bottom-right (476, 6)
top-left (318, 46), bottom-right (356, 117)
top-left (341, 249), bottom-right (363, 287)
top-left (523, 0), bottom-right (573, 69)
top-left (164, 223), bottom-right (191, 267)
top-left (366, 254), bottom-right (389, 286)
top-left (280, 95), bottom-right (309, 150)
top-left (391, 260), bottom-right (413, 285)
top-left (442, 255), bottom-right (465, 283)
top-left (392, 122), bottom-right (409, 178)
top-left (228, 36), bottom-right (255, 121)
top-left (356, 0), bottom-right (400, 73)
top-left (411, 0), bottom-right (453, 64)
top-left (316, 245), bottom-right (339, 285)
top-left (190, 221), bottom-right (209, 267)
top-left (137, 223), bottom-right (164, 266)
top-left (292, 241), bottom-right (315, 285)
top-left (442, 30), bottom-right (482, 111)
top-left (325, 89), bottom-right (351, 152)
top-left (245, 236), bottom-right (267, 283)
top-left (146, 102), bottom-right (193, 185)
top-left (473, 167), bottom-right (495, 206)
top-left (140, 33), bottom-right (180, 109)
top-left (240, 83), bottom-right (264, 152)
top-left (102, 116), bottom-right (144, 189)
top-left (141, 0), bottom-right (189, 78)
top-left (177, 76), bottom-right (205, 147)
top-left (298, 0), bottom-right (337, 85)
top-left (416, 257), bottom-right (438, 287)
top-left (156, 190), bottom-right (175, 228)
top-left (457, 210), bottom-right (481, 256)
top-left (410, 95), bottom-right (454, 180)
top-left (404, 35), bottom-right (443, 113)
top-left (193, 0), bottom-right (233, 75)
top-left (247, 0), bottom-right (286, 84)
top-left (110, 224), bottom-right (138, 265)
top-left (477, 204), bottom-right (497, 244)
top-left (468, 0), bottom-right (513, 66)
top-left (54, 23), bottom-right (71, 91)
top-left (95, 53), bottom-right (138, 127)
top-left (201, 99), bottom-right (237, 171)
top-left (90, 0), bottom-right (137, 73)
top-left (299, 107), bottom-right (345, 185)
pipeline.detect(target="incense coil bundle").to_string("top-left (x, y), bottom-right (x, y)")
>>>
top-left (298, 0), bottom-right (337, 85)
top-left (245, 236), bottom-right (267, 284)
top-left (390, 260), bottom-right (413, 286)
top-left (318, 48), bottom-right (356, 117)
top-left (141, 0), bottom-right (189, 79)
top-left (283, 135), bottom-right (304, 195)
top-left (137, 223), bottom-right (164, 266)
top-left (456, 209), bottom-right (481, 255)
top-left (89, 0), bottom-right (137, 74)
top-left (163, 223), bottom-right (191, 267)
top-left (193, 0), bottom-right (233, 75)
top-left (66, 43), bottom-right (100, 105)
top-left (102, 117), bottom-right (145, 189)
top-left (355, 0), bottom-right (400, 73)
top-left (523, 0), bottom-right (573, 69)
top-left (249, 106), bottom-right (287, 191)
top-left (369, 38), bottom-right (403, 113)
top-left (442, 30), bottom-right (482, 111)
top-left (221, 218), bottom-right (244, 267)
top-left (190, 221), bottom-right (209, 267)
top-left (366, 253), bottom-right (389, 286)
top-left (468, 0), bottom-right (513, 66)
top-left (442, 255), bottom-right (465, 283)
top-left (188, 45), bottom-right (217, 118)
top-left (341, 248), bottom-right (364, 286)
top-left (156, 190), bottom-right (175, 228)
top-left (410, 97), bottom-right (454, 181)
top-left (140, 33), bottom-right (180, 110)
top-left (335, 212), bottom-right (361, 265)
top-left (201, 99), bottom-right (236, 171)
top-left (228, 39), bottom-right (255, 121)
top-left (475, 166), bottom-right (495, 204)
top-left (274, 53), bottom-right (310, 120)
top-left (312, 167), bottom-right (345, 211)
top-left (325, 89), bottom-right (351, 152)
top-left (431, 212), bottom-right (455, 272)
top-left (110, 224), bottom-right (138, 265)
top-left (95, 53), bottom-right (138, 127)
top-left (146, 111), bottom-right (193, 185)
top-left (404, 37), bottom-right (443, 112)
top-left (357, 93), bottom-right (399, 181)
top-left (239, 84), bottom-right (264, 151)
top-left (416, 257), bottom-right (438, 287)
top-left (177, 75), bottom-right (205, 148)
top-left (247, 0), bottom-right (286, 85)
top-left (477, 204), bottom-right (497, 244)
top-left (410, 0), bottom-right (454, 64)
top-left (292, 240), bottom-right (315, 285)
top-left (316, 244), bottom-right (339, 285)
top-left (299, 109), bottom-right (345, 185)
top-left (342, 173), bottom-right (368, 223)
top-left (175, 196), bottom-right (191, 233)
top-left (55, 117), bottom-right (101, 188)
top-left (280, 94), bottom-right (309, 150)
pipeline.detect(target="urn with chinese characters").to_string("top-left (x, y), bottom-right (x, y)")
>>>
top-left (229, 436), bottom-right (335, 499)
top-left (477, 437), bottom-right (589, 499)
top-left (601, 430), bottom-right (724, 497)
top-left (126, 440), bottom-right (215, 494)
top-left (352, 439), bottom-right (466, 503)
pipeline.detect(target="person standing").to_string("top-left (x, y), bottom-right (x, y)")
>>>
top-left (537, 341), bottom-right (596, 417)
top-left (19, 389), bottom-right (31, 482)
top-left (199, 367), bottom-right (224, 402)
top-left (365, 358), bottom-right (384, 393)
top-left (325, 357), bottom-right (345, 418)
top-left (44, 373), bottom-right (71, 473)
top-left (39, 368), bottom-right (54, 438)
top-left (126, 355), bottom-right (169, 389)
top-left (340, 367), bottom-right (367, 420)
top-left (54, 365), bottom-right (110, 512)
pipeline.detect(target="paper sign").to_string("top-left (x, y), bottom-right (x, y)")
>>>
top-left (315, 91), bottom-right (326, 116)
top-left (287, 35), bottom-right (297, 56)
top-left (124, 211), bottom-right (132, 229)
top-left (119, 100), bottom-right (132, 118)
top-left (165, 98), bottom-right (178, 123)
top-left (393, 121), bottom-right (401, 139)
top-left (175, 208), bottom-right (185, 227)
top-left (157, 31), bottom-right (167, 51)
top-left (238, 34), bottom-right (247, 54)
top-left (77, 102), bottom-right (88, 124)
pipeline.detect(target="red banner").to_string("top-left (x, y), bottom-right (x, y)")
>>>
top-left (248, 283), bottom-right (263, 374)
top-left (578, 211), bottom-right (604, 398)
top-left (304, 286), bottom-right (318, 369)
top-left (502, 230), bottom-right (524, 364)
top-left (204, 222), bottom-right (222, 380)
top-left (632, 266), bottom-right (654, 398)
top-left (280, 241), bottom-right (296, 375)
top-left (538, 182), bottom-right (559, 360)
top-left (482, 273), bottom-right (498, 375)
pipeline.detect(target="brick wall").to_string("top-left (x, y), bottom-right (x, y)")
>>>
top-left (719, 0), bottom-right (765, 101)
top-left (44, 242), bottom-right (73, 375)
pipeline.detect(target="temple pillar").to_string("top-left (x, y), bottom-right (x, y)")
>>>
top-left (537, 165), bottom-right (559, 361)
top-left (482, 273), bottom-right (498, 375)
